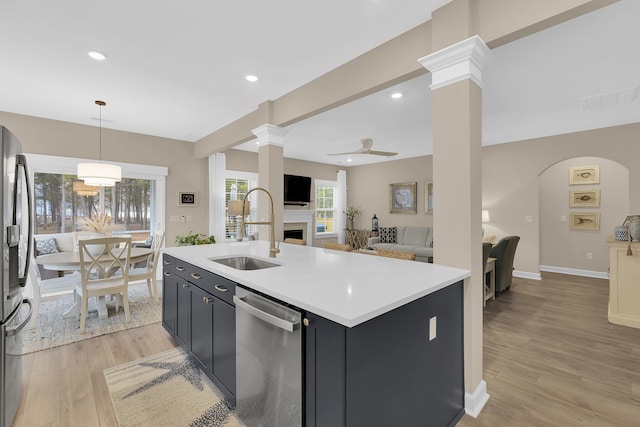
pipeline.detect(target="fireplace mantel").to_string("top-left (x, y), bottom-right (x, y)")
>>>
top-left (283, 210), bottom-right (314, 246)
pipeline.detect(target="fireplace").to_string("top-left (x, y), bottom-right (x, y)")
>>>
top-left (284, 229), bottom-right (304, 240)
top-left (282, 210), bottom-right (314, 246)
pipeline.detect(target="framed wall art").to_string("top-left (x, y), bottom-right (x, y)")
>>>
top-left (389, 182), bottom-right (417, 214)
top-left (569, 189), bottom-right (600, 208)
top-left (425, 181), bottom-right (433, 214)
top-left (178, 191), bottom-right (198, 206)
top-left (569, 165), bottom-right (599, 185)
top-left (569, 212), bottom-right (600, 231)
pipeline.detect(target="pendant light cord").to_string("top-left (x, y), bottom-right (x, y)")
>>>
top-left (96, 100), bottom-right (106, 163)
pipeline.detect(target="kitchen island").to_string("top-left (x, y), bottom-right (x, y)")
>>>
top-left (163, 240), bottom-right (469, 427)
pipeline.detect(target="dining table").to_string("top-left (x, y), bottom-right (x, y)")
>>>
top-left (35, 247), bottom-right (153, 319)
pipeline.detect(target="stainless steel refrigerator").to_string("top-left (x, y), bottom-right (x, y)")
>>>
top-left (0, 126), bottom-right (33, 427)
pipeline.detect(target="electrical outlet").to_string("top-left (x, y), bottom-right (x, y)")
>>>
top-left (429, 316), bottom-right (437, 341)
top-left (587, 252), bottom-right (593, 260)
top-left (525, 215), bottom-right (534, 223)
top-left (560, 215), bottom-right (567, 222)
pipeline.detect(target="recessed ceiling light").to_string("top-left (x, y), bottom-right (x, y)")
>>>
top-left (347, 158), bottom-right (353, 162)
top-left (246, 75), bottom-right (258, 82)
top-left (391, 92), bottom-right (403, 99)
top-left (88, 51), bottom-right (107, 61)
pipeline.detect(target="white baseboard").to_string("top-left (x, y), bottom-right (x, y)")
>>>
top-left (465, 380), bottom-right (490, 418)
top-left (539, 265), bottom-right (609, 279)
top-left (513, 270), bottom-right (542, 280)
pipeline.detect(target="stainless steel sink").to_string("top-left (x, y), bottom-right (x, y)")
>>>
top-left (210, 256), bottom-right (281, 271)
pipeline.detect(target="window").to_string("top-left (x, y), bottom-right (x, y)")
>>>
top-left (315, 180), bottom-right (337, 234)
top-left (225, 171), bottom-right (257, 241)
top-left (34, 173), bottom-right (154, 238)
top-left (27, 154), bottom-right (167, 241)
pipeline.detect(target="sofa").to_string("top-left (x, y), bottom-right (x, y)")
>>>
top-left (367, 226), bottom-right (433, 262)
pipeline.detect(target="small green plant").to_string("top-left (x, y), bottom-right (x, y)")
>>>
top-left (175, 231), bottom-right (216, 246)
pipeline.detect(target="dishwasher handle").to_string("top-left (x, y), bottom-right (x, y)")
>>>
top-left (234, 295), bottom-right (299, 332)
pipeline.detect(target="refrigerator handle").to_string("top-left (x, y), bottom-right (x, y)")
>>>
top-left (14, 154), bottom-right (33, 288)
top-left (6, 299), bottom-right (33, 337)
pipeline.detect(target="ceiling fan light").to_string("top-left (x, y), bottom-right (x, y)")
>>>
top-left (77, 162), bottom-right (121, 187)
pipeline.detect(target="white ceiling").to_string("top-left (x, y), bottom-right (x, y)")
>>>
top-left (0, 0), bottom-right (450, 142)
top-left (2, 1), bottom-right (638, 167)
top-left (237, 0), bottom-right (640, 166)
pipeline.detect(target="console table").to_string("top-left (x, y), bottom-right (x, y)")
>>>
top-left (608, 239), bottom-right (640, 329)
top-left (346, 229), bottom-right (377, 250)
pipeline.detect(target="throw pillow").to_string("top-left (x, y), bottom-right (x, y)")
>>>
top-left (35, 238), bottom-right (59, 256)
top-left (379, 226), bottom-right (397, 243)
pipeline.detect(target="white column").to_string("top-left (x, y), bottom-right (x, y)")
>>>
top-left (208, 153), bottom-right (227, 244)
top-left (251, 124), bottom-right (289, 243)
top-left (419, 35), bottom-right (491, 418)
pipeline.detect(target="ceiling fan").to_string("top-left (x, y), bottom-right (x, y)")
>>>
top-left (328, 138), bottom-right (398, 157)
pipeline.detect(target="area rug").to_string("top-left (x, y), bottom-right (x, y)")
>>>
top-left (22, 282), bottom-right (162, 354)
top-left (104, 347), bottom-right (244, 427)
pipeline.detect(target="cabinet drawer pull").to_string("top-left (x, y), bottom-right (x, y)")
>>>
top-left (203, 297), bottom-right (213, 304)
top-left (182, 283), bottom-right (189, 288)
top-left (176, 266), bottom-right (185, 271)
top-left (163, 272), bottom-right (172, 277)
top-left (163, 260), bottom-right (172, 265)
top-left (214, 285), bottom-right (228, 292)
top-left (191, 273), bottom-right (202, 280)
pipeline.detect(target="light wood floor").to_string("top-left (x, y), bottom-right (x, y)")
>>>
top-left (459, 272), bottom-right (640, 427)
top-left (13, 273), bottom-right (640, 426)
top-left (13, 323), bottom-right (176, 427)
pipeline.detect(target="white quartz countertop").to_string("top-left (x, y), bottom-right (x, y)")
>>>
top-left (163, 241), bottom-right (469, 328)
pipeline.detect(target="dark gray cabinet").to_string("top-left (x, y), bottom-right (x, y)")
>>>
top-left (305, 281), bottom-right (465, 427)
top-left (162, 254), bottom-right (236, 403)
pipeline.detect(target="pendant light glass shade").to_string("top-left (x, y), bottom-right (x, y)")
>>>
top-left (77, 100), bottom-right (122, 187)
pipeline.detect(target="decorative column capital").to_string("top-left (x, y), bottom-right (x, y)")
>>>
top-left (251, 124), bottom-right (289, 147)
top-left (418, 35), bottom-right (491, 90)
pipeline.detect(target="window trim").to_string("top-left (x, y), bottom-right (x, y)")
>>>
top-left (26, 154), bottom-right (167, 233)
top-left (225, 170), bottom-right (258, 242)
top-left (315, 179), bottom-right (337, 237)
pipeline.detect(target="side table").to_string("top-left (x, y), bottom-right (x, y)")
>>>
top-left (484, 257), bottom-right (496, 307)
top-left (345, 229), bottom-right (377, 250)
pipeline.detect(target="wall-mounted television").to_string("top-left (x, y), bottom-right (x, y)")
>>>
top-left (284, 174), bottom-right (311, 205)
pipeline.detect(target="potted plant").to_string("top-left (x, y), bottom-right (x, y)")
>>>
top-left (175, 231), bottom-right (216, 246)
top-left (343, 206), bottom-right (361, 230)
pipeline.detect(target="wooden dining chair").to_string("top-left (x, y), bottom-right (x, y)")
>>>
top-left (128, 232), bottom-right (165, 302)
top-left (27, 261), bottom-right (81, 328)
top-left (76, 236), bottom-right (132, 332)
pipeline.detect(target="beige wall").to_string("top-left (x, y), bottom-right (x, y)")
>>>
top-left (0, 111), bottom-right (208, 247)
top-left (539, 156), bottom-right (628, 274)
top-left (348, 122), bottom-right (639, 276)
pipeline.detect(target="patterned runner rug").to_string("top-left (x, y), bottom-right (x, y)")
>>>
top-left (104, 347), bottom-right (244, 427)
top-left (22, 282), bottom-right (162, 354)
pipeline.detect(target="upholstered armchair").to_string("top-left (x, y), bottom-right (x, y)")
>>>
top-left (489, 236), bottom-right (520, 294)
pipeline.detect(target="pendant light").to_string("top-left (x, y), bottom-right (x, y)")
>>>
top-left (77, 100), bottom-right (122, 186)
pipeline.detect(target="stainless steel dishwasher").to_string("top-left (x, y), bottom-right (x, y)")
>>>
top-left (234, 287), bottom-right (302, 427)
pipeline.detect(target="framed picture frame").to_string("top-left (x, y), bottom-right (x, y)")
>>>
top-left (569, 165), bottom-right (599, 185)
top-left (622, 215), bottom-right (637, 227)
top-left (389, 182), bottom-right (417, 214)
top-left (569, 212), bottom-right (600, 230)
top-left (425, 181), bottom-right (433, 214)
top-left (569, 189), bottom-right (600, 208)
top-left (178, 191), bottom-right (198, 207)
